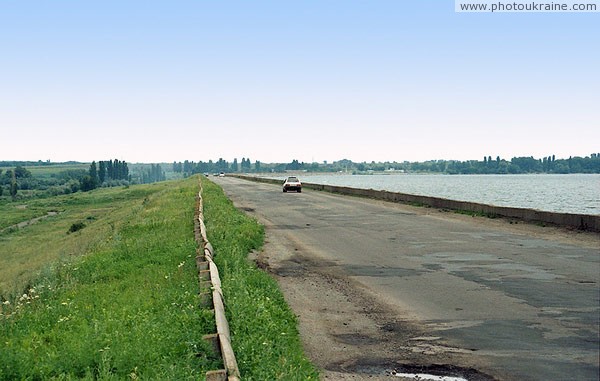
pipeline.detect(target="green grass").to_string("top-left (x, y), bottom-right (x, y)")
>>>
top-left (25, 164), bottom-right (89, 178)
top-left (202, 179), bottom-right (319, 380)
top-left (0, 184), bottom-right (164, 296)
top-left (453, 209), bottom-right (498, 218)
top-left (0, 178), bottom-right (221, 380)
top-left (0, 176), bottom-right (318, 380)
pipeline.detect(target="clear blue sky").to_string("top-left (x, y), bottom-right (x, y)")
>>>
top-left (1, 1), bottom-right (598, 163)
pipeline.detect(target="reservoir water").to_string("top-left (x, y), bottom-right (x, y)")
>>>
top-left (266, 174), bottom-right (600, 216)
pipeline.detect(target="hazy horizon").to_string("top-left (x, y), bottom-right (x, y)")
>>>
top-left (2, 153), bottom-right (598, 166)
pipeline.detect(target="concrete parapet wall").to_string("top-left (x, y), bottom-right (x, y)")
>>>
top-left (232, 174), bottom-right (600, 232)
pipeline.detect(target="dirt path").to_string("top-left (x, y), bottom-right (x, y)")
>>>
top-left (0, 211), bottom-right (59, 234)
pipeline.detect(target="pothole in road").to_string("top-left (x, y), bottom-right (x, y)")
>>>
top-left (390, 364), bottom-right (494, 381)
top-left (328, 360), bottom-right (496, 381)
top-left (391, 371), bottom-right (467, 381)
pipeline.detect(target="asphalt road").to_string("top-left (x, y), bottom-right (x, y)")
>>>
top-left (214, 176), bottom-right (599, 381)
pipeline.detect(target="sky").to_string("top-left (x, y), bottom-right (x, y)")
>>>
top-left (1, 1), bottom-right (598, 164)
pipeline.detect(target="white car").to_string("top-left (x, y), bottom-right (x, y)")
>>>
top-left (283, 176), bottom-right (302, 193)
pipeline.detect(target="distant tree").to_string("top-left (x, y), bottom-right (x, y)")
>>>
top-left (14, 166), bottom-right (32, 178)
top-left (507, 163), bottom-right (520, 174)
top-left (497, 160), bottom-right (509, 174)
top-left (106, 159), bottom-right (128, 180)
top-left (121, 161), bottom-right (129, 180)
top-left (230, 158), bottom-right (238, 172)
top-left (142, 164), bottom-right (166, 183)
top-left (98, 161), bottom-right (106, 184)
top-left (80, 176), bottom-right (96, 192)
top-left (286, 159), bottom-right (301, 170)
top-left (568, 156), bottom-right (584, 172)
top-left (2, 170), bottom-right (13, 184)
top-left (114, 160), bottom-right (120, 179)
top-left (107, 160), bottom-right (114, 180)
top-left (240, 158), bottom-right (252, 172)
top-left (10, 171), bottom-right (18, 200)
top-left (173, 161), bottom-right (183, 173)
top-left (11, 182), bottom-right (18, 200)
top-left (216, 158), bottom-right (228, 172)
top-left (79, 162), bottom-right (100, 191)
top-left (183, 160), bottom-right (193, 174)
top-left (511, 157), bottom-right (541, 173)
top-left (89, 162), bottom-right (99, 187)
top-left (136, 153), bottom-right (599, 177)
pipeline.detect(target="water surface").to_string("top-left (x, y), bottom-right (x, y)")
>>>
top-left (268, 174), bottom-right (600, 215)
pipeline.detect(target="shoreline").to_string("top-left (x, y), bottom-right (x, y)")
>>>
top-left (231, 174), bottom-right (600, 232)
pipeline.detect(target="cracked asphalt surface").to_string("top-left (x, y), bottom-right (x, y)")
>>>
top-left (214, 176), bottom-right (599, 381)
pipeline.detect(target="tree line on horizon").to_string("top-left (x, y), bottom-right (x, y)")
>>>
top-left (79, 161), bottom-right (167, 191)
top-left (1, 153), bottom-right (599, 200)
top-left (172, 153), bottom-right (600, 176)
top-left (79, 160), bottom-right (130, 191)
top-left (4, 153), bottom-right (599, 175)
top-left (0, 160), bottom-right (133, 200)
top-left (0, 160), bottom-right (172, 201)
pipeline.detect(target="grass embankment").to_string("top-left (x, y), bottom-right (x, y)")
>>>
top-left (1, 176), bottom-right (318, 380)
top-left (1, 186), bottom-right (154, 295)
top-left (202, 179), bottom-right (319, 380)
top-left (1, 178), bottom-right (221, 379)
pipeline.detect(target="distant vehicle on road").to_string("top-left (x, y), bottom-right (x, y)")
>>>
top-left (219, 172), bottom-right (225, 177)
top-left (283, 176), bottom-right (302, 193)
